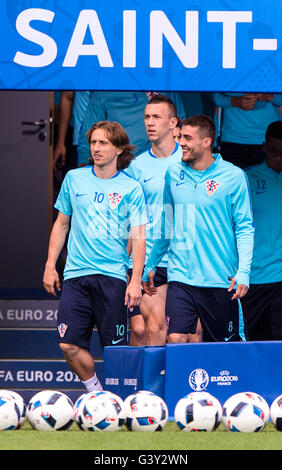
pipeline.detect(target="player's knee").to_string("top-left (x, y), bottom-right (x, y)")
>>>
top-left (146, 320), bottom-right (164, 336)
top-left (130, 316), bottom-right (145, 339)
top-left (59, 342), bottom-right (80, 359)
top-left (131, 323), bottom-right (145, 340)
top-left (167, 332), bottom-right (187, 343)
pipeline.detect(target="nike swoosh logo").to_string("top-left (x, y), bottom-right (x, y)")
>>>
top-left (255, 190), bottom-right (267, 195)
top-left (76, 193), bottom-right (87, 197)
top-left (111, 338), bottom-right (125, 345)
top-left (144, 177), bottom-right (154, 183)
top-left (176, 182), bottom-right (186, 186)
top-left (224, 334), bottom-right (235, 342)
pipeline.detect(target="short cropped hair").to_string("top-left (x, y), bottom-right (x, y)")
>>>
top-left (265, 120), bottom-right (282, 144)
top-left (87, 120), bottom-right (136, 170)
top-left (147, 94), bottom-right (178, 118)
top-left (181, 115), bottom-right (216, 149)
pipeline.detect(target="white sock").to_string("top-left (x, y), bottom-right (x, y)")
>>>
top-left (82, 373), bottom-right (103, 392)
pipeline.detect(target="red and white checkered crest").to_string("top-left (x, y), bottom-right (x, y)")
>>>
top-left (206, 180), bottom-right (219, 196)
top-left (58, 323), bottom-right (68, 338)
top-left (108, 192), bottom-right (122, 209)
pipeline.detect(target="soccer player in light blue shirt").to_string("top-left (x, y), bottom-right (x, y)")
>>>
top-left (77, 91), bottom-right (186, 166)
top-left (241, 121), bottom-right (282, 340)
top-left (213, 92), bottom-right (282, 168)
top-left (43, 121), bottom-right (147, 393)
top-left (126, 94), bottom-right (183, 347)
top-left (142, 115), bottom-right (254, 343)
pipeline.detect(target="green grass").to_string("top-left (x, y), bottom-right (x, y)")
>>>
top-left (1, 421), bottom-right (282, 451)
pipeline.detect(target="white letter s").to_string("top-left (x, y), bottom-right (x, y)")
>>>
top-left (13, 8), bottom-right (57, 67)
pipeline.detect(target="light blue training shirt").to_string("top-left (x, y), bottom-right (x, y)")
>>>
top-left (245, 161), bottom-right (282, 284)
top-left (126, 143), bottom-right (183, 267)
top-left (142, 154), bottom-right (254, 288)
top-left (213, 93), bottom-right (282, 145)
top-left (55, 166), bottom-right (148, 282)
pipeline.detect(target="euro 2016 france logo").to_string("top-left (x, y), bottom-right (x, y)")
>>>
top-left (189, 368), bottom-right (209, 391)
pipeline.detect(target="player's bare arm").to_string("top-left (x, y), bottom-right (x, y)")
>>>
top-left (43, 211), bottom-right (70, 296)
top-left (125, 224), bottom-right (146, 309)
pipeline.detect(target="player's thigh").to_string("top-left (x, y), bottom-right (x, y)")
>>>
top-left (140, 284), bottom-right (168, 322)
top-left (57, 277), bottom-right (95, 350)
top-left (89, 275), bottom-right (128, 348)
top-left (165, 282), bottom-right (199, 335)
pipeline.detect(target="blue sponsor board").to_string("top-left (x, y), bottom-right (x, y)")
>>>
top-left (164, 342), bottom-right (282, 418)
top-left (0, 0), bottom-right (281, 91)
top-left (103, 342), bottom-right (282, 419)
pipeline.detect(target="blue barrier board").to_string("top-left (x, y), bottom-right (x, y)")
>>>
top-left (103, 346), bottom-right (165, 399)
top-left (165, 341), bottom-right (282, 417)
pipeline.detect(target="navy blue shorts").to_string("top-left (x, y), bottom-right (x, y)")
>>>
top-left (241, 282), bottom-right (282, 340)
top-left (127, 267), bottom-right (167, 318)
top-left (57, 275), bottom-right (128, 350)
top-left (165, 281), bottom-right (246, 342)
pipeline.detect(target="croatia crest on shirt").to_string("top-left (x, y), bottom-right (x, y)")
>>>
top-left (206, 179), bottom-right (219, 196)
top-left (58, 323), bottom-right (68, 338)
top-left (109, 192), bottom-right (122, 209)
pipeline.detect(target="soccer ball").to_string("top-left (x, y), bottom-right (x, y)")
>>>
top-left (270, 394), bottom-right (282, 431)
top-left (123, 390), bottom-right (168, 432)
top-left (27, 390), bottom-right (74, 431)
top-left (74, 392), bottom-right (89, 430)
top-left (0, 390), bottom-right (26, 429)
top-left (78, 390), bottom-right (125, 431)
top-left (244, 392), bottom-right (269, 423)
top-left (0, 390), bottom-right (22, 430)
top-left (174, 391), bottom-right (222, 432)
top-left (221, 392), bottom-right (267, 432)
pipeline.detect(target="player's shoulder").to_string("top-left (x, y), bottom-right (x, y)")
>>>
top-left (64, 165), bottom-right (92, 180)
top-left (119, 170), bottom-right (144, 190)
top-left (218, 155), bottom-right (247, 179)
top-left (130, 149), bottom-right (152, 166)
top-left (166, 160), bottom-right (183, 176)
top-left (244, 162), bottom-right (266, 178)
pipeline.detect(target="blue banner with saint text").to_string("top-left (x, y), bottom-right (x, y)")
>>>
top-left (0, 0), bottom-right (281, 91)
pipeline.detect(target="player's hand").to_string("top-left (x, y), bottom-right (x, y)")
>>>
top-left (124, 280), bottom-right (142, 311)
top-left (43, 265), bottom-right (61, 296)
top-left (256, 93), bottom-right (274, 102)
top-left (228, 277), bottom-right (248, 300)
top-left (231, 94), bottom-right (258, 111)
top-left (141, 270), bottom-right (157, 296)
top-left (53, 143), bottom-right (67, 170)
